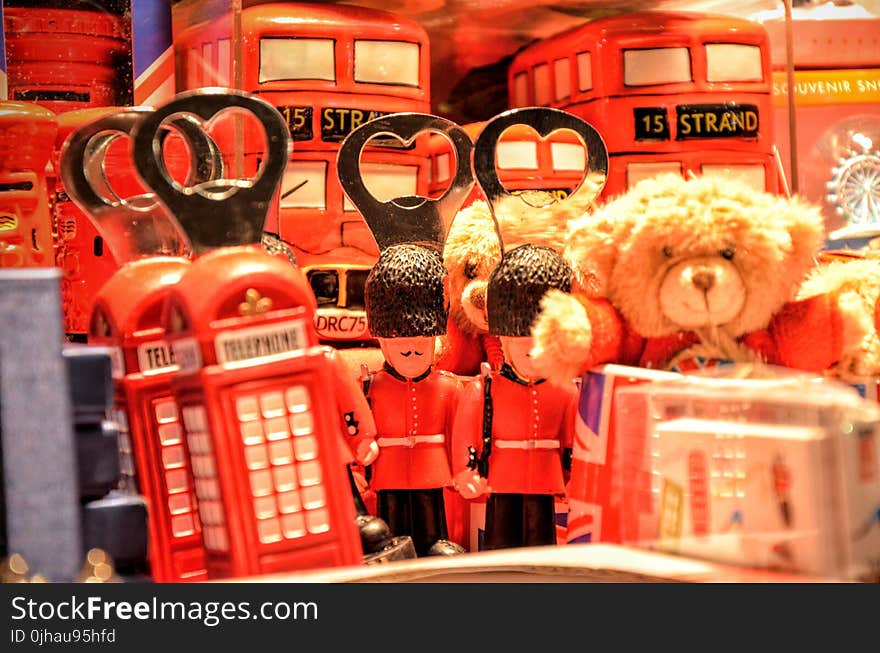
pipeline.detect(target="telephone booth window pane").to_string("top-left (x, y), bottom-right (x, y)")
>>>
top-left (534, 63), bottom-right (551, 105)
top-left (171, 514), bottom-right (195, 537)
top-left (258, 519), bottom-right (283, 544)
top-left (235, 396), bottom-right (260, 422)
top-left (254, 496), bottom-right (278, 519)
top-left (162, 445), bottom-right (185, 469)
top-left (551, 142), bottom-right (586, 172)
top-left (259, 38), bottom-right (335, 83)
top-left (245, 444), bottom-right (269, 470)
top-left (354, 40), bottom-right (420, 86)
top-left (577, 52), bottom-right (593, 91)
top-left (290, 412), bottom-right (314, 436)
top-left (282, 514), bottom-right (307, 538)
top-left (497, 141), bottom-right (538, 170)
top-left (250, 470), bottom-right (274, 497)
top-left (343, 163), bottom-right (418, 211)
top-left (265, 417), bottom-right (290, 440)
top-left (182, 406), bottom-right (206, 432)
top-left (273, 465), bottom-right (298, 492)
top-left (217, 38), bottom-right (231, 86)
top-left (158, 422), bottom-right (181, 445)
top-left (293, 435), bottom-right (318, 461)
top-left (280, 162), bottom-right (327, 209)
top-left (285, 386), bottom-right (310, 413)
top-left (278, 490), bottom-right (302, 514)
top-left (260, 391), bottom-right (286, 418)
top-left (554, 58), bottom-right (570, 100)
top-left (297, 460), bottom-right (322, 487)
top-left (624, 48), bottom-right (691, 86)
top-left (194, 455), bottom-right (216, 479)
top-left (240, 421), bottom-right (264, 445)
top-left (269, 440), bottom-right (294, 465)
top-left (168, 493), bottom-right (192, 514)
top-left (166, 469), bottom-right (188, 493)
top-left (155, 399), bottom-right (178, 424)
top-left (513, 72), bottom-right (528, 105)
top-left (302, 485), bottom-right (325, 510)
top-left (705, 44), bottom-right (762, 82)
top-left (196, 478), bottom-right (219, 500)
top-left (306, 509), bottom-right (330, 534)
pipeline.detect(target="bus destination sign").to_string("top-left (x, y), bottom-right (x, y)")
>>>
top-left (675, 103), bottom-right (759, 140)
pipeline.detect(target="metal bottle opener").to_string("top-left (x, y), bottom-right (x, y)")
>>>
top-left (60, 107), bottom-right (223, 262)
top-left (131, 88), bottom-right (291, 254)
top-left (337, 112), bottom-right (475, 251)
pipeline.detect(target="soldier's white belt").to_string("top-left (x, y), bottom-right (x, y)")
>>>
top-left (377, 434), bottom-right (445, 448)
top-left (494, 439), bottom-right (559, 450)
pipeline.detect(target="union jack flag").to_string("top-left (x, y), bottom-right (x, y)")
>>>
top-left (131, 0), bottom-right (175, 106)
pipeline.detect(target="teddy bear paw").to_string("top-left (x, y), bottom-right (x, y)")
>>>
top-left (531, 289), bottom-right (593, 384)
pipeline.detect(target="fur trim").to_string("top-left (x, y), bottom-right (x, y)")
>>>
top-left (531, 289), bottom-right (593, 385)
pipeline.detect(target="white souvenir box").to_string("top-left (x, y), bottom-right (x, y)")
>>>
top-left (613, 371), bottom-right (880, 581)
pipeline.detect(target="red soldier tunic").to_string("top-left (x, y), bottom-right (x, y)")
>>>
top-left (367, 365), bottom-right (460, 490)
top-left (453, 364), bottom-right (577, 495)
top-left (324, 345), bottom-right (378, 468)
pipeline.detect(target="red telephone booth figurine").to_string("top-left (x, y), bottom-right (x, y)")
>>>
top-left (0, 102), bottom-right (57, 268)
top-left (59, 107), bottom-right (218, 582)
top-left (88, 257), bottom-right (207, 582)
top-left (131, 89), bottom-right (373, 578)
top-left (163, 248), bottom-right (368, 577)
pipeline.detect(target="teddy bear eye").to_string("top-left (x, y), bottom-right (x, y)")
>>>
top-left (720, 247), bottom-right (735, 260)
top-left (662, 245), bottom-right (674, 258)
top-left (464, 260), bottom-right (478, 279)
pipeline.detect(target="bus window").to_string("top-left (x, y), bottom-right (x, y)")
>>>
top-left (354, 40), bottom-right (420, 87)
top-left (624, 47), bottom-right (691, 86)
top-left (307, 270), bottom-right (339, 307)
top-left (259, 38), bottom-right (336, 83)
top-left (496, 141), bottom-right (538, 170)
top-left (280, 162), bottom-right (327, 209)
top-left (534, 63), bottom-right (551, 105)
top-left (553, 58), bottom-right (570, 101)
top-left (345, 270), bottom-right (369, 310)
top-left (342, 163), bottom-right (419, 211)
top-left (704, 44), bottom-right (763, 83)
top-left (627, 161), bottom-right (682, 187)
top-left (551, 142), bottom-right (586, 172)
top-left (435, 152), bottom-right (451, 184)
top-left (217, 38), bottom-right (231, 86)
top-left (576, 52), bottom-right (592, 91)
top-left (513, 72), bottom-right (529, 105)
top-left (701, 163), bottom-right (766, 190)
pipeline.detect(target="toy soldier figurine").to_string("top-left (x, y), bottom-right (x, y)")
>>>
top-left (453, 244), bottom-right (578, 550)
top-left (337, 112), bottom-right (476, 556)
top-left (363, 243), bottom-right (465, 556)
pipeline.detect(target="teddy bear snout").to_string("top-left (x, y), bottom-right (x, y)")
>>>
top-left (468, 283), bottom-right (487, 311)
top-left (691, 270), bottom-right (716, 293)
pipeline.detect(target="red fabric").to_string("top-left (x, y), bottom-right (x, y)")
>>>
top-left (436, 318), bottom-right (503, 376)
top-left (577, 295), bottom-right (846, 372)
top-left (366, 369), bottom-right (460, 490)
top-left (452, 372), bottom-right (577, 495)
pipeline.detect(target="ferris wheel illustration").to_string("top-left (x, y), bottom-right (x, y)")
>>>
top-left (827, 132), bottom-right (880, 228)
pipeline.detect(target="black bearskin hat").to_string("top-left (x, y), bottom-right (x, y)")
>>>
top-left (365, 243), bottom-right (448, 338)
top-left (487, 244), bottom-right (572, 337)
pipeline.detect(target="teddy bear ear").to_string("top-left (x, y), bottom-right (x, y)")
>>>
top-left (564, 203), bottom-right (630, 297)
top-left (777, 195), bottom-right (826, 288)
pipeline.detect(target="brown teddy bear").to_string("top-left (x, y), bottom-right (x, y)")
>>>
top-left (436, 189), bottom-right (598, 376)
top-left (798, 252), bottom-right (880, 382)
top-left (530, 173), bottom-right (869, 384)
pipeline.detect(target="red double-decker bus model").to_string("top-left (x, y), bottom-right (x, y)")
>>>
top-left (508, 11), bottom-right (784, 199)
top-left (59, 107), bottom-right (214, 582)
top-left (3, 5), bottom-right (130, 114)
top-left (134, 89), bottom-right (375, 578)
top-left (0, 102), bottom-right (57, 268)
top-left (171, 1), bottom-right (432, 344)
